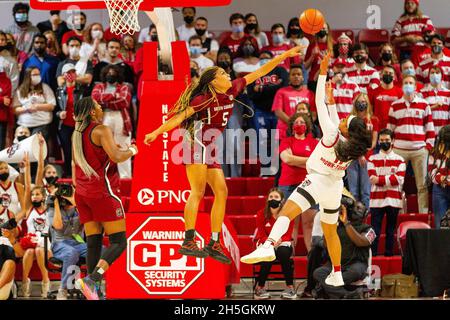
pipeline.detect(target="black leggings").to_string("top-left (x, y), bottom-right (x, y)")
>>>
top-left (257, 246), bottom-right (294, 287)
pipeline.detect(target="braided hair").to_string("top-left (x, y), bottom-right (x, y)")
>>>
top-left (72, 97), bottom-right (99, 179)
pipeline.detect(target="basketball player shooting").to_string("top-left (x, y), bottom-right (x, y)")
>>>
top-left (240, 52), bottom-right (372, 287)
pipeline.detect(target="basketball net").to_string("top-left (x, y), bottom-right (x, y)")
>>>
top-left (104, 0), bottom-right (143, 34)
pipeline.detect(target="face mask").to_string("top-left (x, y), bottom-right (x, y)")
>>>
top-left (289, 28), bottom-right (301, 36)
top-left (17, 135), bottom-right (27, 142)
top-left (32, 200), bottom-right (42, 208)
top-left (106, 75), bottom-right (117, 84)
top-left (293, 123), bottom-right (307, 136)
top-left (218, 61), bottom-right (230, 70)
top-left (184, 16), bottom-right (194, 24)
top-left (382, 74), bottom-right (394, 85)
top-left (15, 13), bottom-right (28, 23)
top-left (432, 45), bottom-right (443, 55)
top-left (338, 45), bottom-right (349, 56)
top-left (75, 23), bottom-right (86, 31)
top-left (0, 172), bottom-right (9, 182)
top-left (268, 199), bottom-right (281, 209)
top-left (403, 83), bottom-right (415, 96)
top-left (272, 34), bottom-right (284, 45)
top-left (44, 176), bottom-right (58, 185)
top-left (195, 28), bottom-right (206, 36)
top-left (91, 30), bottom-right (103, 40)
top-left (317, 30), bottom-right (327, 38)
top-left (403, 68), bottom-right (415, 76)
top-left (31, 75), bottom-right (42, 85)
top-left (354, 55), bottom-right (366, 64)
top-left (379, 142), bottom-right (391, 151)
top-left (246, 23), bottom-right (257, 31)
top-left (430, 73), bottom-right (442, 85)
top-left (242, 45), bottom-right (255, 57)
top-left (69, 46), bottom-right (80, 58)
top-left (424, 34), bottom-right (432, 43)
top-left (232, 25), bottom-right (244, 33)
top-left (150, 34), bottom-right (158, 42)
top-left (259, 59), bottom-right (270, 66)
top-left (355, 101), bottom-right (368, 112)
top-left (189, 46), bottom-right (202, 56)
top-left (64, 71), bottom-right (76, 83)
top-left (381, 52), bottom-right (392, 62)
top-left (34, 46), bottom-right (45, 55)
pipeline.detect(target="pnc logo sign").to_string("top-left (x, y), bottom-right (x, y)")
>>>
top-left (127, 217), bottom-right (204, 295)
top-left (137, 189), bottom-right (190, 206)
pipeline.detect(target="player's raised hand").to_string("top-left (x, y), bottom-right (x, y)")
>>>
top-left (144, 131), bottom-right (158, 146)
top-left (325, 81), bottom-right (336, 105)
top-left (283, 45), bottom-right (307, 59)
top-left (319, 51), bottom-right (331, 75)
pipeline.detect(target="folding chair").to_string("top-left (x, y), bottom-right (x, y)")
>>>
top-left (396, 221), bottom-right (431, 257)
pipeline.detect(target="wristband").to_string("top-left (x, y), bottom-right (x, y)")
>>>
top-left (129, 146), bottom-right (137, 156)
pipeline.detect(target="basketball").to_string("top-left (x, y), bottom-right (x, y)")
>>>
top-left (299, 8), bottom-right (325, 35)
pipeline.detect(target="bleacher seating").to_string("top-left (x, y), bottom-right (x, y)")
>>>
top-left (357, 29), bottom-right (390, 63)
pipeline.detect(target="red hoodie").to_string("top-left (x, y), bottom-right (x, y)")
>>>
top-left (0, 72), bottom-right (12, 123)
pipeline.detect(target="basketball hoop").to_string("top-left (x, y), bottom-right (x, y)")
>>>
top-left (104, 0), bottom-right (144, 35)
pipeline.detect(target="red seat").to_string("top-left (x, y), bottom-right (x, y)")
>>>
top-left (406, 194), bottom-right (419, 213)
top-left (331, 29), bottom-right (355, 43)
top-left (396, 221), bottom-right (431, 256)
top-left (294, 235), bottom-right (308, 256)
top-left (226, 178), bottom-right (247, 196)
top-left (245, 177), bottom-right (275, 196)
top-left (229, 215), bottom-right (257, 235)
top-left (119, 178), bottom-right (132, 197)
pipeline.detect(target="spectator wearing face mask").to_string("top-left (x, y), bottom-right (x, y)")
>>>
top-left (13, 67), bottom-right (56, 140)
top-left (92, 65), bottom-right (133, 178)
top-left (272, 65), bottom-right (316, 142)
top-left (347, 94), bottom-right (379, 209)
top-left (55, 63), bottom-right (84, 177)
top-left (261, 24), bottom-right (301, 72)
top-left (56, 37), bottom-right (94, 95)
top-left (401, 59), bottom-right (424, 91)
top-left (138, 24), bottom-right (158, 44)
top-left (0, 31), bottom-right (20, 93)
top-left (388, 75), bottom-right (435, 213)
top-left (296, 102), bottom-right (320, 139)
top-left (2, 33), bottom-right (28, 74)
top-left (22, 34), bottom-right (60, 92)
top-left (330, 58), bottom-right (361, 120)
top-left (5, 2), bottom-right (39, 55)
top-left (43, 31), bottom-right (63, 60)
top-left (368, 65), bottom-right (403, 131)
top-left (412, 25), bottom-right (450, 67)
top-left (233, 37), bottom-right (260, 76)
top-left (375, 43), bottom-right (402, 86)
top-left (221, 13), bottom-right (255, 57)
top-left (80, 23), bottom-right (107, 67)
top-left (61, 12), bottom-right (87, 56)
top-left (0, 161), bottom-right (25, 221)
top-left (368, 129), bottom-right (406, 256)
top-left (331, 33), bottom-right (355, 72)
top-left (244, 13), bottom-right (269, 50)
top-left (216, 46), bottom-right (235, 79)
top-left (419, 66), bottom-right (450, 136)
top-left (304, 22), bottom-right (334, 92)
top-left (36, 10), bottom-right (70, 45)
top-left (120, 35), bottom-right (141, 68)
top-left (417, 34), bottom-right (450, 89)
top-left (391, 0), bottom-right (434, 61)
top-left (0, 69), bottom-right (12, 150)
top-left (176, 7), bottom-right (197, 42)
top-left (346, 43), bottom-right (380, 94)
top-left (194, 17), bottom-right (219, 63)
top-left (286, 17), bottom-right (309, 56)
top-left (188, 35), bottom-right (214, 73)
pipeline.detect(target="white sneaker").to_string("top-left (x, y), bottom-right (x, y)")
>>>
top-left (21, 278), bottom-right (31, 297)
top-left (56, 288), bottom-right (68, 300)
top-left (325, 271), bottom-right (345, 287)
top-left (41, 281), bottom-right (50, 298)
top-left (240, 244), bottom-right (275, 264)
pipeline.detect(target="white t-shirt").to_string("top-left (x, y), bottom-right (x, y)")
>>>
top-left (15, 83), bottom-right (55, 128)
top-left (80, 42), bottom-right (107, 62)
top-left (233, 59), bottom-right (260, 74)
top-left (176, 24), bottom-right (196, 42)
top-left (191, 55), bottom-right (214, 73)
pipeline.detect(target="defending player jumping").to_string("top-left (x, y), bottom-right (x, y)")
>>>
top-left (144, 46), bottom-right (304, 264)
top-left (73, 97), bottom-right (138, 299)
top-left (240, 52), bottom-right (372, 287)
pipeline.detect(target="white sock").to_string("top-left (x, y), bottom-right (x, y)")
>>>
top-left (212, 232), bottom-right (219, 241)
top-left (263, 216), bottom-right (290, 247)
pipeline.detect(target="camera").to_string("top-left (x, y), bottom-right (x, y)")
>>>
top-left (0, 218), bottom-right (17, 230)
top-left (55, 183), bottom-right (73, 198)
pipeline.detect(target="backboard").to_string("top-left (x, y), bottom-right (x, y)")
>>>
top-left (30, 0), bottom-right (232, 11)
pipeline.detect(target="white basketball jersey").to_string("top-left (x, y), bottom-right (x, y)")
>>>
top-left (0, 207), bottom-right (12, 226)
top-left (306, 134), bottom-right (351, 179)
top-left (0, 181), bottom-right (21, 216)
top-left (26, 207), bottom-right (49, 235)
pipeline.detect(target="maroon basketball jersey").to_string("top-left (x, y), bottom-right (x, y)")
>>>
top-left (75, 122), bottom-right (120, 198)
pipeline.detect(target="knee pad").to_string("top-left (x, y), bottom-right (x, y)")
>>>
top-left (101, 232), bottom-right (127, 265)
top-left (320, 208), bottom-right (339, 225)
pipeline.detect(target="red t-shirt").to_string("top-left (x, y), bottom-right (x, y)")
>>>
top-left (61, 30), bottom-right (84, 47)
top-left (260, 43), bottom-right (300, 71)
top-left (255, 209), bottom-right (294, 244)
top-left (62, 86), bottom-right (75, 128)
top-left (279, 135), bottom-right (318, 186)
top-left (220, 34), bottom-right (256, 58)
top-left (368, 85), bottom-right (403, 130)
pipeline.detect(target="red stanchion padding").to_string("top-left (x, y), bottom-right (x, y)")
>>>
top-left (106, 212), bottom-right (240, 299)
top-left (130, 41), bottom-right (191, 212)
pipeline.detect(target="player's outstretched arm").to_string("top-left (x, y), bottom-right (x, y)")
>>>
top-left (244, 46), bottom-right (305, 85)
top-left (144, 106), bottom-right (195, 145)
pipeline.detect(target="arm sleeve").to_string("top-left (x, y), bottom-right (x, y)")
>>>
top-left (328, 104), bottom-right (340, 127)
top-left (316, 75), bottom-right (339, 145)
